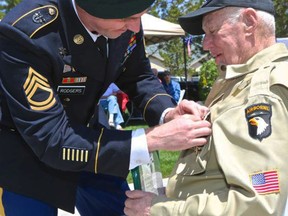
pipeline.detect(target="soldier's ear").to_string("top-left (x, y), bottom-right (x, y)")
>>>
top-left (242, 8), bottom-right (258, 35)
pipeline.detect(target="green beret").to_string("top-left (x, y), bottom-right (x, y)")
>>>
top-left (75, 0), bottom-right (155, 19)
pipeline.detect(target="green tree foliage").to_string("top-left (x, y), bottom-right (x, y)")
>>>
top-left (149, 0), bottom-right (205, 77)
top-left (274, 0), bottom-right (288, 37)
top-left (0, 0), bottom-right (21, 19)
top-left (198, 59), bottom-right (218, 101)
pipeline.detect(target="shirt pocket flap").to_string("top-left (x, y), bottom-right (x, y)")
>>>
top-left (175, 140), bottom-right (211, 176)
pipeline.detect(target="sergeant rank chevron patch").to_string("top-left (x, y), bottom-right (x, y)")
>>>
top-left (23, 67), bottom-right (56, 111)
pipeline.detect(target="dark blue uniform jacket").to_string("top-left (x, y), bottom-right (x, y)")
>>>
top-left (0, 0), bottom-right (175, 212)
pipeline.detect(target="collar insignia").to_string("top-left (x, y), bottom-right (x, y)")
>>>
top-left (73, 34), bottom-right (84, 45)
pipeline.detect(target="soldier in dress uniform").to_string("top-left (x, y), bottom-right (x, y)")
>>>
top-left (0, 0), bottom-right (212, 215)
top-left (125, 0), bottom-right (288, 215)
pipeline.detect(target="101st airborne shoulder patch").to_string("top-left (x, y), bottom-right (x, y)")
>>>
top-left (23, 67), bottom-right (56, 111)
top-left (245, 103), bottom-right (272, 141)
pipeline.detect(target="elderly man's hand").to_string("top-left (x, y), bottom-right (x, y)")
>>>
top-left (124, 190), bottom-right (156, 216)
top-left (164, 99), bottom-right (208, 123)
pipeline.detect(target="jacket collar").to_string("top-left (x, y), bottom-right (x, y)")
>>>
top-left (221, 43), bottom-right (288, 80)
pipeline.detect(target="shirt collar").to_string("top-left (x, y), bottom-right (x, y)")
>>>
top-left (220, 43), bottom-right (288, 80)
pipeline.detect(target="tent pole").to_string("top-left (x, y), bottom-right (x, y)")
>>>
top-left (182, 37), bottom-right (188, 99)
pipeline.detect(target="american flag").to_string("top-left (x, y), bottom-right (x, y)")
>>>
top-left (251, 170), bottom-right (280, 194)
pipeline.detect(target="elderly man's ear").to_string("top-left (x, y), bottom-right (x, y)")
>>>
top-left (242, 8), bottom-right (258, 34)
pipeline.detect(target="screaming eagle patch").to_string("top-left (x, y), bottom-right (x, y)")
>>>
top-left (245, 103), bottom-right (272, 141)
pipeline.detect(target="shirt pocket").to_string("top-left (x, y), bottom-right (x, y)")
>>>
top-left (173, 138), bottom-right (212, 176)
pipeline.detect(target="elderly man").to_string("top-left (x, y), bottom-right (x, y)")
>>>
top-left (0, 0), bottom-right (212, 215)
top-left (125, 0), bottom-right (288, 215)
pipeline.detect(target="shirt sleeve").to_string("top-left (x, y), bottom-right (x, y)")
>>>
top-left (129, 106), bottom-right (175, 169)
top-left (129, 128), bottom-right (150, 170)
top-left (159, 108), bottom-right (174, 125)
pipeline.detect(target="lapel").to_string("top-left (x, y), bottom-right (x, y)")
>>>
top-left (104, 32), bottom-right (132, 83)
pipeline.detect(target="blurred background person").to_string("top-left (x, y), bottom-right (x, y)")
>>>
top-left (162, 71), bottom-right (181, 103)
top-left (151, 68), bottom-right (162, 83)
top-left (100, 83), bottom-right (124, 130)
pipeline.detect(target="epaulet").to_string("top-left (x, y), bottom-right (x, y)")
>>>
top-left (11, 5), bottom-right (58, 38)
top-left (270, 61), bottom-right (288, 87)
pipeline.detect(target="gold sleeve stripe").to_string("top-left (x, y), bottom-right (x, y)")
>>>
top-left (94, 128), bottom-right (104, 173)
top-left (143, 93), bottom-right (172, 121)
top-left (85, 150), bottom-right (88, 163)
top-left (67, 148), bottom-right (70, 161)
top-left (62, 147), bottom-right (89, 163)
top-left (23, 67), bottom-right (56, 111)
top-left (80, 150), bottom-right (84, 162)
top-left (76, 149), bottom-right (79, 161)
top-left (12, 5), bottom-right (59, 38)
top-left (71, 149), bottom-right (75, 161)
top-left (62, 148), bottom-right (66, 160)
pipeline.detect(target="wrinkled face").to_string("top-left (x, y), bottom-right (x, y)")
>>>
top-left (77, 6), bottom-right (146, 39)
top-left (202, 9), bottom-right (248, 65)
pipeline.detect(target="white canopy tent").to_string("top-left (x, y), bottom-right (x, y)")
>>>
top-left (141, 13), bottom-right (185, 45)
top-left (141, 14), bottom-right (186, 71)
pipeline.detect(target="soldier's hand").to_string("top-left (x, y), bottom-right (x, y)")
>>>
top-left (145, 114), bottom-right (211, 152)
top-left (164, 99), bottom-right (208, 123)
top-left (124, 190), bottom-right (155, 216)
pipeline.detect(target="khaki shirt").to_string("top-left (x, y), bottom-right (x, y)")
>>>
top-left (151, 43), bottom-right (288, 216)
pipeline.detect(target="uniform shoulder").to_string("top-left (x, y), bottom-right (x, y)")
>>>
top-left (7, 4), bottom-right (59, 38)
top-left (270, 61), bottom-right (288, 87)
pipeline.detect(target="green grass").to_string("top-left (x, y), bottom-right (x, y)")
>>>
top-left (158, 150), bottom-right (180, 178)
top-left (126, 150), bottom-right (180, 183)
top-left (123, 120), bottom-right (180, 183)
